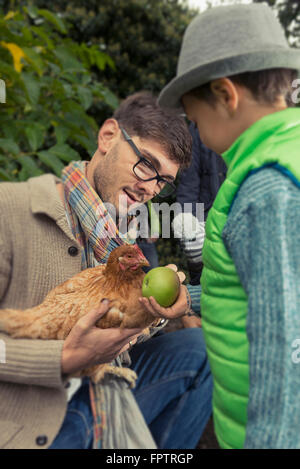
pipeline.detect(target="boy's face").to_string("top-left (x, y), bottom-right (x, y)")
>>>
top-left (182, 77), bottom-right (288, 155)
top-left (182, 93), bottom-right (237, 155)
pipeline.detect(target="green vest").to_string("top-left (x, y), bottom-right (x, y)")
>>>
top-left (201, 108), bottom-right (300, 449)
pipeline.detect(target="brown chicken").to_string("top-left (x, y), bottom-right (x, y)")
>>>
top-left (0, 245), bottom-right (160, 386)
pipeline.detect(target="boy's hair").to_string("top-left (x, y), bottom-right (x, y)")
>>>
top-left (188, 68), bottom-right (298, 107)
top-left (113, 91), bottom-right (192, 169)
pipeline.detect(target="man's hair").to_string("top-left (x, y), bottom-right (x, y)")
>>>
top-left (113, 92), bottom-right (192, 169)
top-left (189, 68), bottom-right (298, 107)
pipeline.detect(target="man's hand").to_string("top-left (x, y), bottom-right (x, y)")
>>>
top-left (138, 264), bottom-right (189, 320)
top-left (61, 299), bottom-right (143, 375)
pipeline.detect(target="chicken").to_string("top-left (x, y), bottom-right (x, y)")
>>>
top-left (0, 245), bottom-right (160, 386)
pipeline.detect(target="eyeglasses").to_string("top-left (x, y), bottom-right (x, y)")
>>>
top-left (120, 127), bottom-right (176, 198)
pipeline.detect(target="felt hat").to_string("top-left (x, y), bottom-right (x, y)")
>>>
top-left (158, 3), bottom-right (300, 108)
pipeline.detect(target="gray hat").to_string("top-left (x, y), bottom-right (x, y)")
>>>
top-left (158, 3), bottom-right (300, 109)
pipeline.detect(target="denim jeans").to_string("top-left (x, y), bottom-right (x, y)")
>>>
top-left (49, 328), bottom-right (212, 449)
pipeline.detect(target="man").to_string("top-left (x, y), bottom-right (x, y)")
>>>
top-left (0, 92), bottom-right (212, 449)
top-left (156, 4), bottom-right (300, 449)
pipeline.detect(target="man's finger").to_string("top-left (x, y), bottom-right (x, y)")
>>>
top-left (139, 297), bottom-right (162, 318)
top-left (119, 327), bottom-right (144, 340)
top-left (79, 299), bottom-right (111, 328)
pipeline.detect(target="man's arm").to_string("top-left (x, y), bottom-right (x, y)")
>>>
top-left (0, 332), bottom-right (66, 388)
top-left (223, 167), bottom-right (300, 449)
top-left (0, 211), bottom-right (67, 388)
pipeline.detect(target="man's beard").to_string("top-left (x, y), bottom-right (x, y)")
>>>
top-left (92, 145), bottom-right (119, 208)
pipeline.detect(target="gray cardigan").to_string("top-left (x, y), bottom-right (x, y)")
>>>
top-left (0, 174), bottom-right (82, 448)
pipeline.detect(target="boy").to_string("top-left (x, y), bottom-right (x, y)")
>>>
top-left (157, 3), bottom-right (300, 449)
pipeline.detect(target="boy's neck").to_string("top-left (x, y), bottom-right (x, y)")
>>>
top-left (238, 96), bottom-right (287, 136)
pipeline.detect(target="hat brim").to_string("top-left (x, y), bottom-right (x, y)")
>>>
top-left (158, 48), bottom-right (300, 109)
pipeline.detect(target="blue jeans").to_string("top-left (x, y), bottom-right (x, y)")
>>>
top-left (49, 328), bottom-right (212, 449)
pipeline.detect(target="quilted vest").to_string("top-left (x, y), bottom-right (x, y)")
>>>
top-left (200, 108), bottom-right (300, 449)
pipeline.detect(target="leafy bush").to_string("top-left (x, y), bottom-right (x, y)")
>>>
top-left (0, 1), bottom-right (194, 272)
top-left (0, 5), bottom-right (118, 182)
top-left (14, 0), bottom-right (196, 123)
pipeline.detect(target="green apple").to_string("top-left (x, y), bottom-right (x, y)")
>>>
top-left (142, 267), bottom-right (180, 307)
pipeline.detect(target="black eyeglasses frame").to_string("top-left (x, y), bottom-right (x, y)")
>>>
top-left (120, 127), bottom-right (176, 198)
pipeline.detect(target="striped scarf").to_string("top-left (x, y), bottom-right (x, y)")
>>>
top-left (61, 160), bottom-right (137, 448)
top-left (62, 160), bottom-right (137, 268)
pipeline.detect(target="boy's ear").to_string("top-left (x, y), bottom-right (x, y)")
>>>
top-left (97, 118), bottom-right (120, 154)
top-left (210, 78), bottom-right (239, 115)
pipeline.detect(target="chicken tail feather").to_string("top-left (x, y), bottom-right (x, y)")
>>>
top-left (0, 307), bottom-right (48, 339)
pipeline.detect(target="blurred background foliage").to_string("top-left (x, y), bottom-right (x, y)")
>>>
top-left (0, 0), bottom-right (196, 271)
top-left (0, 4), bottom-right (118, 182)
top-left (0, 0), bottom-right (298, 272)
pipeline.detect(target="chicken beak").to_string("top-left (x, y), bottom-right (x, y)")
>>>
top-left (134, 245), bottom-right (150, 267)
top-left (139, 255), bottom-right (150, 267)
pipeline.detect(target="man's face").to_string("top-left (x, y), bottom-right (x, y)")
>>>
top-left (89, 130), bottom-right (179, 218)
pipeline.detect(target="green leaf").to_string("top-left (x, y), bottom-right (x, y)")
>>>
top-left (93, 84), bottom-right (119, 110)
top-left (21, 26), bottom-right (33, 42)
top-left (72, 134), bottom-right (97, 155)
top-left (0, 168), bottom-right (13, 181)
top-left (0, 138), bottom-right (19, 155)
top-left (24, 5), bottom-right (39, 20)
top-left (54, 46), bottom-right (84, 71)
top-left (24, 123), bottom-right (45, 151)
top-left (76, 85), bottom-right (93, 110)
top-left (62, 101), bottom-right (98, 131)
top-left (48, 144), bottom-right (80, 163)
top-left (94, 51), bottom-right (115, 71)
top-left (1, 121), bottom-right (19, 140)
top-left (18, 166), bottom-right (30, 181)
top-left (37, 150), bottom-right (64, 176)
top-left (37, 10), bottom-right (67, 35)
top-left (22, 72), bottom-right (41, 106)
top-left (62, 83), bottom-right (73, 99)
top-left (22, 47), bottom-right (45, 76)
top-left (0, 59), bottom-right (20, 82)
top-left (31, 26), bottom-right (55, 50)
top-left (54, 125), bottom-right (71, 144)
top-left (18, 155), bottom-right (43, 177)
